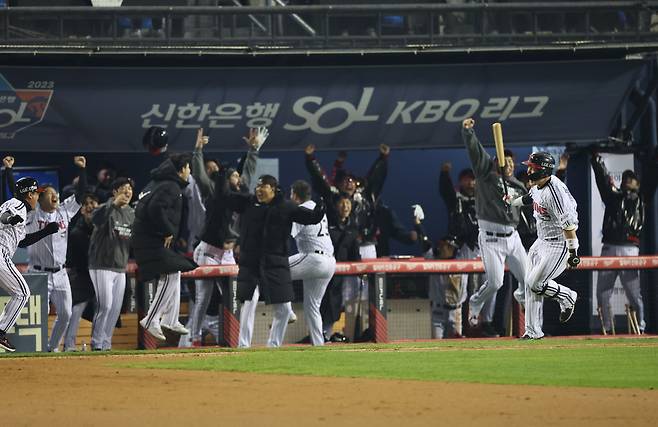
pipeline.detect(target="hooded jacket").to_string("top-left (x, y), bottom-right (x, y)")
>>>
top-left (131, 159), bottom-right (197, 281)
top-left (132, 159), bottom-right (187, 248)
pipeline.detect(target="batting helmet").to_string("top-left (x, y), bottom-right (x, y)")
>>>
top-left (522, 152), bottom-right (555, 181)
top-left (14, 177), bottom-right (39, 198)
top-left (142, 126), bottom-right (169, 155)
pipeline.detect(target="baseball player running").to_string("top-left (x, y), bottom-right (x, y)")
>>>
top-left (505, 152), bottom-right (580, 338)
top-left (0, 177), bottom-right (59, 352)
top-left (462, 119), bottom-right (527, 336)
top-left (26, 156), bottom-right (87, 352)
top-left (289, 180), bottom-right (336, 346)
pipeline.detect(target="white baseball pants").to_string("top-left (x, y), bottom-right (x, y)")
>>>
top-left (90, 269), bottom-right (126, 350)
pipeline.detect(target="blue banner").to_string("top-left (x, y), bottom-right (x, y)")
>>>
top-left (0, 59), bottom-right (646, 152)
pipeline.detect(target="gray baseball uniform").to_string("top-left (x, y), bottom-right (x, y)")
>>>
top-left (462, 127), bottom-right (527, 327)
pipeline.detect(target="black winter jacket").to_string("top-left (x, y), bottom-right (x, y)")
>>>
top-left (132, 159), bottom-right (187, 247)
top-left (591, 155), bottom-right (645, 247)
top-left (305, 151), bottom-right (388, 245)
top-left (329, 217), bottom-right (361, 262)
top-left (439, 170), bottom-right (478, 250)
top-left (224, 190), bottom-right (324, 303)
top-left (131, 159), bottom-right (197, 281)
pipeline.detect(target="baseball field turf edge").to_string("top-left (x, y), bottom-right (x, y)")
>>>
top-left (117, 339), bottom-right (658, 389)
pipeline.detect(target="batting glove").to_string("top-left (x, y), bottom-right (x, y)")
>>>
top-left (567, 250), bottom-right (580, 269)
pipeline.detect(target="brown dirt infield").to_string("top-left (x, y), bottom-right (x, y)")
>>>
top-left (2, 353), bottom-right (656, 427)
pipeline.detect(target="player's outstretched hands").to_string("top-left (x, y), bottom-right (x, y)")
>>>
top-left (412, 204), bottom-right (424, 224)
top-left (195, 128), bottom-right (209, 150)
top-left (567, 250), bottom-right (581, 269)
top-left (3, 156), bottom-right (14, 169)
top-left (43, 222), bottom-right (59, 235)
top-left (379, 144), bottom-right (390, 156)
top-left (74, 156), bottom-right (86, 169)
top-left (243, 127), bottom-right (268, 151)
top-left (462, 118), bottom-right (475, 129)
top-left (304, 144), bottom-right (316, 156)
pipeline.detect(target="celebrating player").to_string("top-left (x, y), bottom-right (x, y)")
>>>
top-left (134, 154), bottom-right (198, 341)
top-left (26, 156), bottom-right (88, 352)
top-left (461, 118), bottom-right (528, 337)
top-left (289, 180), bottom-right (336, 346)
top-left (505, 152), bottom-right (580, 336)
top-left (223, 174), bottom-right (325, 348)
top-left (189, 127), bottom-right (263, 347)
top-left (0, 177), bottom-right (59, 352)
top-left (88, 178), bottom-right (135, 351)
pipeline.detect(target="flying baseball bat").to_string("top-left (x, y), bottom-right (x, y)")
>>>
top-left (492, 122), bottom-right (510, 212)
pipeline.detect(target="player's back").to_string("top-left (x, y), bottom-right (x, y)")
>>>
top-left (292, 200), bottom-right (334, 256)
top-left (0, 198), bottom-right (27, 255)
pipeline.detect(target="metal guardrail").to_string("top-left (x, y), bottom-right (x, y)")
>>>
top-left (0, 2), bottom-right (657, 55)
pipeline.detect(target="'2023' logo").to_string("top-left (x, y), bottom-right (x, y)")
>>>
top-left (0, 75), bottom-right (53, 139)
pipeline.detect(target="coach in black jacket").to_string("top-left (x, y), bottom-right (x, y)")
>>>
top-left (132, 154), bottom-right (198, 341)
top-left (224, 174), bottom-right (324, 347)
top-left (591, 152), bottom-right (657, 333)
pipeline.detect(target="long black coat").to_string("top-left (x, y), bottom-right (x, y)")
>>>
top-left (224, 191), bottom-right (324, 304)
top-left (66, 217), bottom-right (95, 305)
top-left (131, 159), bottom-right (198, 282)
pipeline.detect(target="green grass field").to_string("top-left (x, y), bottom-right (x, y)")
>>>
top-left (114, 337), bottom-right (658, 389)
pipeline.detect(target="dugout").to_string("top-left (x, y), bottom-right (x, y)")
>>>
top-left (2, 2), bottom-right (658, 343)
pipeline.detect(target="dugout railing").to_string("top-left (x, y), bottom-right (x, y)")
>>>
top-left (1, 2), bottom-right (658, 55)
top-left (125, 255), bottom-right (657, 349)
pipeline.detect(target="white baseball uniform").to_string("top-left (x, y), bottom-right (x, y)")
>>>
top-left (142, 271), bottom-right (182, 332)
top-left (525, 176), bottom-right (579, 338)
top-left (90, 269), bottom-right (126, 350)
top-left (280, 200), bottom-right (336, 346)
top-left (188, 241), bottom-right (235, 344)
top-left (469, 218), bottom-right (528, 323)
top-left (0, 199), bottom-right (31, 334)
top-left (26, 194), bottom-right (80, 351)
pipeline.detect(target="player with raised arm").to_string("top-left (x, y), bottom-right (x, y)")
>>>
top-left (26, 156), bottom-right (88, 352)
top-left (461, 118), bottom-right (528, 337)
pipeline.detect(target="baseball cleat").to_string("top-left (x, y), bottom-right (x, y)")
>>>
top-left (559, 291), bottom-right (578, 323)
top-left (162, 322), bottom-right (190, 336)
top-left (0, 334), bottom-right (16, 352)
top-left (468, 314), bottom-right (479, 327)
top-left (518, 334), bottom-right (543, 340)
top-left (140, 318), bottom-right (166, 341)
top-left (288, 311), bottom-right (297, 324)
